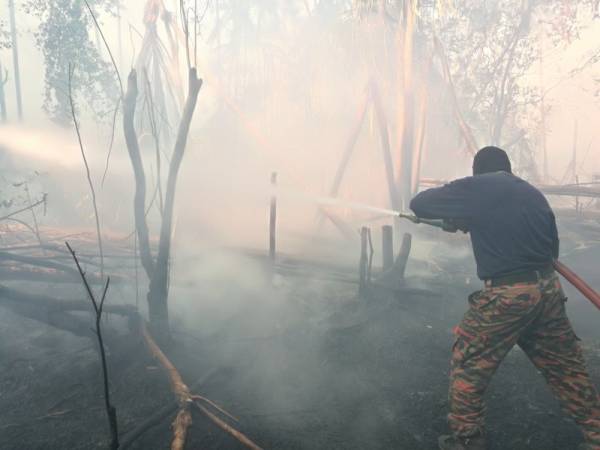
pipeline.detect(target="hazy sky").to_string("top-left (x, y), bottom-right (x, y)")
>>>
top-left (0, 1), bottom-right (598, 181)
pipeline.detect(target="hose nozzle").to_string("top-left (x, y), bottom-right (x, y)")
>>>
top-left (397, 213), bottom-right (458, 232)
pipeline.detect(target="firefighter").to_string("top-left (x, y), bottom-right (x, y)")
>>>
top-left (410, 146), bottom-right (600, 450)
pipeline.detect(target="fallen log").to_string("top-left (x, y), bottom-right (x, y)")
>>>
top-left (0, 251), bottom-right (79, 276)
top-left (119, 368), bottom-right (221, 449)
top-left (141, 323), bottom-right (263, 450)
top-left (0, 268), bottom-right (88, 284)
top-left (0, 284), bottom-right (136, 317)
top-left (141, 324), bottom-right (192, 450)
top-left (0, 284), bottom-right (134, 343)
top-left (0, 287), bottom-right (95, 339)
top-left (0, 264), bottom-right (129, 285)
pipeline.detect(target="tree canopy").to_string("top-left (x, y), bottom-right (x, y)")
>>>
top-left (23, 0), bottom-right (120, 124)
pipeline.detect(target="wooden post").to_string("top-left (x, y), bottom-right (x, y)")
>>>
top-left (576, 175), bottom-right (580, 214)
top-left (572, 120), bottom-right (578, 182)
top-left (573, 121), bottom-right (578, 213)
top-left (359, 227), bottom-right (369, 296)
top-left (269, 172), bottom-right (277, 261)
top-left (367, 228), bottom-right (374, 282)
top-left (8, 0), bottom-right (23, 120)
top-left (382, 225), bottom-right (394, 271)
top-left (395, 233), bottom-right (412, 279)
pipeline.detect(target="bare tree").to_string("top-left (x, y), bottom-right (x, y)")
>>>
top-left (121, 1), bottom-right (203, 339)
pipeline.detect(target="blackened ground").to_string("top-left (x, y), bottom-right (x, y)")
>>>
top-left (1, 248), bottom-right (600, 450)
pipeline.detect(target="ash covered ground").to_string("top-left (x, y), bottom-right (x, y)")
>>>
top-left (1, 234), bottom-right (600, 450)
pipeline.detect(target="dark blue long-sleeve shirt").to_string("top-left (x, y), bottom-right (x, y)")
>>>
top-left (410, 172), bottom-right (559, 280)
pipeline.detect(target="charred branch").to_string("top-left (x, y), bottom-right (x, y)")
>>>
top-left (147, 68), bottom-right (202, 336)
top-left (66, 242), bottom-right (119, 450)
top-left (123, 70), bottom-right (155, 278)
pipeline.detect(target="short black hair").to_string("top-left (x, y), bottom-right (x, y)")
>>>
top-left (472, 146), bottom-right (512, 175)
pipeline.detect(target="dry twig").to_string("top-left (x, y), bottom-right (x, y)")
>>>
top-left (66, 242), bottom-right (119, 450)
top-left (68, 64), bottom-right (105, 279)
top-left (193, 402), bottom-right (262, 450)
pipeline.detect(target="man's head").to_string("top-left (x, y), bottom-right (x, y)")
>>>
top-left (472, 146), bottom-right (512, 176)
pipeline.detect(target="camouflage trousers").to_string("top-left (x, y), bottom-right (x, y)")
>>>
top-left (449, 272), bottom-right (600, 448)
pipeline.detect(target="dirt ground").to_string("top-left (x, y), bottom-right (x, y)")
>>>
top-left (2, 245), bottom-right (600, 450)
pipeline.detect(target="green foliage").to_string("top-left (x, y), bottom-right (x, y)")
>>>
top-left (23, 0), bottom-right (119, 125)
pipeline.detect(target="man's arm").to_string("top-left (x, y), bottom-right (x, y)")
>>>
top-left (410, 178), bottom-right (474, 221)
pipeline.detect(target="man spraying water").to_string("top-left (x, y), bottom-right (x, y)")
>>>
top-left (410, 146), bottom-right (600, 450)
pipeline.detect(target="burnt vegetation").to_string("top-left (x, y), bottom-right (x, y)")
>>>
top-left (0, 1), bottom-right (600, 449)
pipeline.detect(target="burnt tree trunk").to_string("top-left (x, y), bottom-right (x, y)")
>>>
top-left (147, 68), bottom-right (202, 338)
top-left (123, 68), bottom-right (202, 339)
top-left (123, 70), bottom-right (155, 277)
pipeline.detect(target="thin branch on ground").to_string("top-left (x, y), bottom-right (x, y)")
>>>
top-left (141, 324), bottom-right (261, 450)
top-left (190, 394), bottom-right (238, 423)
top-left (119, 369), bottom-right (220, 450)
top-left (68, 64), bottom-right (105, 279)
top-left (193, 402), bottom-right (262, 450)
top-left (66, 241), bottom-right (119, 450)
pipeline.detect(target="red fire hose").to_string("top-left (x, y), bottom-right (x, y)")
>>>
top-left (553, 260), bottom-right (600, 310)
